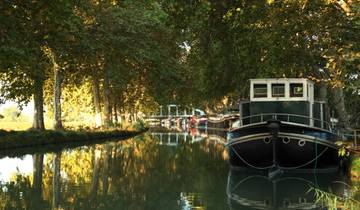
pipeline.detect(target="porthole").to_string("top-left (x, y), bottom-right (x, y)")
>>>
top-left (298, 140), bottom-right (306, 147)
top-left (263, 137), bottom-right (271, 144)
top-left (282, 137), bottom-right (290, 144)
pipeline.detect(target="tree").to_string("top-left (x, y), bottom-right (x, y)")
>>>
top-left (162, 0), bottom-right (359, 123)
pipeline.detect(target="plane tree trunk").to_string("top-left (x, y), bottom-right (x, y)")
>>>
top-left (331, 86), bottom-right (350, 129)
top-left (33, 77), bottom-right (45, 130)
top-left (92, 76), bottom-right (102, 128)
top-left (48, 48), bottom-right (63, 130)
top-left (103, 68), bottom-right (112, 128)
top-left (53, 66), bottom-right (63, 130)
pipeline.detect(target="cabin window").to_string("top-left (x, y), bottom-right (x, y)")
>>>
top-left (271, 84), bottom-right (285, 97)
top-left (253, 84), bottom-right (267, 98)
top-left (290, 83), bottom-right (303, 97)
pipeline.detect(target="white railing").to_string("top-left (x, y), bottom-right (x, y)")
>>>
top-left (237, 113), bottom-right (331, 131)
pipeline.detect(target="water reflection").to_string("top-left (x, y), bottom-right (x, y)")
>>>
top-left (150, 128), bottom-right (227, 146)
top-left (151, 132), bottom-right (204, 146)
top-left (0, 129), bottom-right (356, 210)
top-left (227, 170), bottom-right (350, 210)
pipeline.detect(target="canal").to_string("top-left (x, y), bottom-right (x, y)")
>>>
top-left (0, 128), bottom-right (356, 210)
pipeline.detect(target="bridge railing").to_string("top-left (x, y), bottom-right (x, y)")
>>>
top-left (146, 105), bottom-right (204, 118)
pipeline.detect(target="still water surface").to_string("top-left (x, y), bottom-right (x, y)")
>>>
top-left (0, 129), bottom-right (352, 210)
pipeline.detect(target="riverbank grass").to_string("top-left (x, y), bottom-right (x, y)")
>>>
top-left (0, 127), bottom-right (146, 150)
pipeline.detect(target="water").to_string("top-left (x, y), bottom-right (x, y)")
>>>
top-left (0, 128), bottom-right (355, 210)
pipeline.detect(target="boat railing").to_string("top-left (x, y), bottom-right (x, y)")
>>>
top-left (238, 113), bottom-right (331, 131)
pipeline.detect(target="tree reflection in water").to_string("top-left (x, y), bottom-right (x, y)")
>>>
top-left (0, 131), bottom-right (357, 210)
top-left (0, 132), bottom-right (229, 210)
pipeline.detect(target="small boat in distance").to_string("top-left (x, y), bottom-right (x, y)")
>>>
top-left (207, 113), bottom-right (239, 130)
top-left (227, 78), bottom-right (346, 172)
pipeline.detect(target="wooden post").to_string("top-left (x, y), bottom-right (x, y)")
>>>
top-left (355, 130), bottom-right (358, 147)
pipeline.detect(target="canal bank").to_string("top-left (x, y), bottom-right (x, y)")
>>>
top-left (0, 128), bottom-right (147, 153)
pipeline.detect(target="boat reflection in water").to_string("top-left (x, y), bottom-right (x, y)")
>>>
top-left (150, 131), bottom-right (206, 146)
top-left (227, 169), bottom-right (350, 210)
top-left (150, 127), bottom-right (228, 146)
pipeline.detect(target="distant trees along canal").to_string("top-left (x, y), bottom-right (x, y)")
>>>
top-left (0, 1), bottom-right (359, 130)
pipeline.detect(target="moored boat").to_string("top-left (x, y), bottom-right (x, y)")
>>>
top-left (227, 78), bottom-right (347, 171)
top-left (207, 113), bottom-right (239, 130)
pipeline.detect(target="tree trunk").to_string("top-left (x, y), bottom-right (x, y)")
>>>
top-left (32, 78), bottom-right (45, 130)
top-left (53, 66), bottom-right (63, 130)
top-left (319, 82), bottom-right (328, 101)
top-left (332, 86), bottom-right (350, 129)
top-left (103, 68), bottom-right (112, 128)
top-left (120, 108), bottom-right (125, 124)
top-left (319, 81), bottom-right (331, 121)
top-left (52, 152), bottom-right (61, 210)
top-left (113, 100), bottom-right (118, 124)
top-left (92, 76), bottom-right (102, 128)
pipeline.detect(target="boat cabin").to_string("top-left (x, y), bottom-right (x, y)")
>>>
top-left (239, 78), bottom-right (329, 130)
top-left (250, 78), bottom-right (313, 102)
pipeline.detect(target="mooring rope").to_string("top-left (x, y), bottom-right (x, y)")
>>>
top-left (279, 147), bottom-right (328, 170)
top-left (314, 137), bottom-right (319, 187)
top-left (229, 145), bottom-right (273, 170)
top-left (228, 140), bottom-right (328, 171)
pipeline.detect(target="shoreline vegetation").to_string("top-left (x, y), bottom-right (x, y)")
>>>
top-left (0, 127), bottom-right (147, 157)
top-left (312, 155), bottom-right (360, 209)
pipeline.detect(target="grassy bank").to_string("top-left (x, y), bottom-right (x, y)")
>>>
top-left (0, 128), bottom-right (147, 152)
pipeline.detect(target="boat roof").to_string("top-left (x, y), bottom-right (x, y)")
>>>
top-left (250, 78), bottom-right (314, 84)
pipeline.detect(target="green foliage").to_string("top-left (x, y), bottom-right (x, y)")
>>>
top-left (0, 105), bottom-right (30, 122)
top-left (1, 0), bottom-right (358, 127)
top-left (0, 173), bottom-right (39, 210)
top-left (311, 186), bottom-right (360, 210)
top-left (132, 119), bottom-right (148, 131)
top-left (163, 0), bottom-right (360, 110)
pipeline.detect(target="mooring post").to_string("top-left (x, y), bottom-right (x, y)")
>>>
top-left (355, 129), bottom-right (358, 148)
top-left (184, 133), bottom-right (187, 142)
top-left (160, 105), bottom-right (163, 116)
top-left (268, 120), bottom-right (282, 178)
